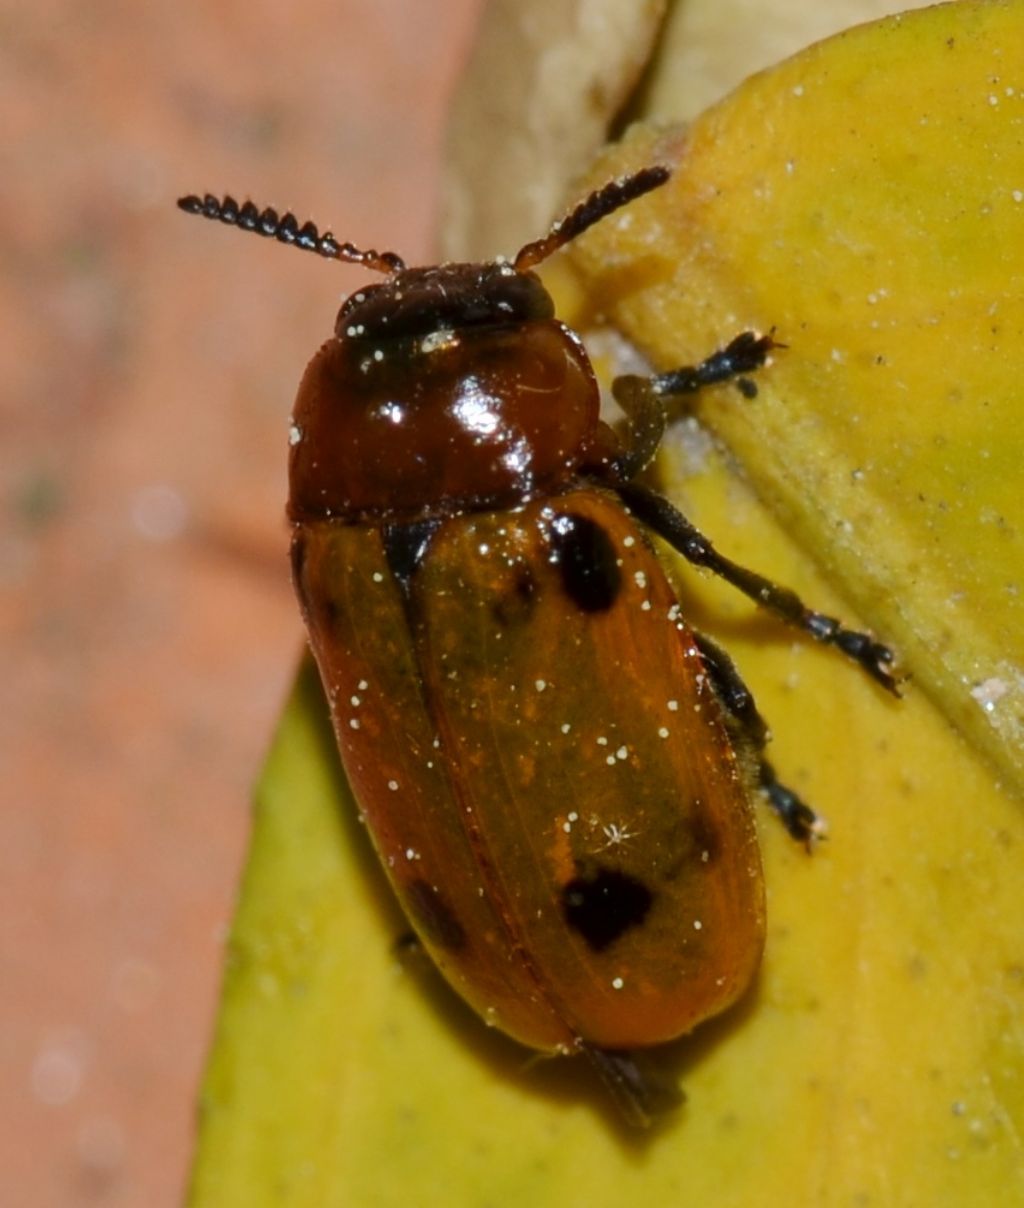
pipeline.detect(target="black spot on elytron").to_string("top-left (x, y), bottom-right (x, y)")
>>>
top-left (382, 517), bottom-right (442, 590)
top-left (548, 512), bottom-right (622, 612)
top-left (736, 376), bottom-right (758, 399)
top-left (658, 807), bottom-right (723, 883)
top-left (687, 810), bottom-right (722, 867)
top-left (561, 866), bottom-right (654, 952)
top-left (490, 565), bottom-right (538, 627)
top-left (404, 878), bottom-right (468, 952)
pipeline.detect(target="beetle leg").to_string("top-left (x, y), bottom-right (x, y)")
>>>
top-left (759, 762), bottom-right (828, 847)
top-left (580, 1044), bottom-right (684, 1130)
top-left (392, 930), bottom-right (423, 956)
top-left (694, 633), bottom-right (824, 846)
top-left (609, 374), bottom-right (667, 480)
top-left (609, 332), bottom-right (777, 481)
top-left (616, 479), bottom-right (900, 694)
top-left (648, 330), bottom-right (779, 402)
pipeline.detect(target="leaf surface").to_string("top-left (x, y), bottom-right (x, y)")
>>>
top-left (190, 5), bottom-right (1024, 1205)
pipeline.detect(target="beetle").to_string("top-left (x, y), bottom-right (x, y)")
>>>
top-left (179, 168), bottom-right (897, 1127)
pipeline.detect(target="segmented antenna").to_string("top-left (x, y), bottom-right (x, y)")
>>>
top-left (176, 193), bottom-right (406, 274)
top-left (513, 165), bottom-right (671, 273)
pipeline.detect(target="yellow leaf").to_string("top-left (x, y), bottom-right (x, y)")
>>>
top-left (190, 4), bottom-right (1024, 1205)
top-left (570, 0), bottom-right (1024, 793)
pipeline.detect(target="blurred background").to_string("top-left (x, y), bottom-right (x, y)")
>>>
top-left (1, 1), bottom-right (483, 1202)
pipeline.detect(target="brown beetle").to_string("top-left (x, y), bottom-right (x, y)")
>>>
top-left (179, 168), bottom-right (896, 1126)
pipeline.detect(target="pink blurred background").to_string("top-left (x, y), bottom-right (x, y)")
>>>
top-left (1, 2), bottom-right (483, 1202)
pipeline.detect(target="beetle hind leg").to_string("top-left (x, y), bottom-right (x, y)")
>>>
top-left (694, 632), bottom-right (824, 846)
top-left (580, 1043), bottom-right (684, 1129)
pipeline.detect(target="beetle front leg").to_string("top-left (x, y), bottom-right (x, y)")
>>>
top-left (609, 332), bottom-right (778, 481)
top-left (618, 480), bottom-right (900, 694)
top-left (609, 374), bottom-right (667, 480)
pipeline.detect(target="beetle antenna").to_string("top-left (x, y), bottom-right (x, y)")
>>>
top-left (513, 165), bottom-right (670, 272)
top-left (176, 193), bottom-right (406, 274)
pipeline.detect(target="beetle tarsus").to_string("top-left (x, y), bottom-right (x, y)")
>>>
top-left (831, 625), bottom-right (901, 694)
top-left (759, 762), bottom-right (827, 848)
top-left (650, 330), bottom-right (779, 398)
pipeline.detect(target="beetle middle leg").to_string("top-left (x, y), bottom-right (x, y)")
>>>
top-left (615, 479), bottom-right (899, 693)
top-left (693, 633), bottom-right (824, 845)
